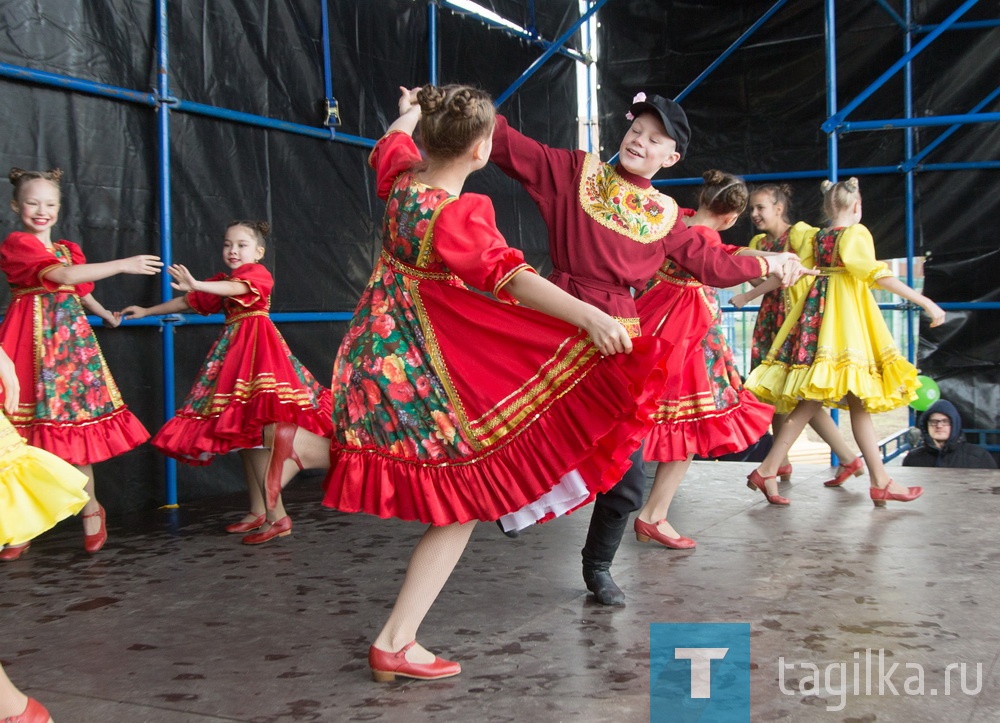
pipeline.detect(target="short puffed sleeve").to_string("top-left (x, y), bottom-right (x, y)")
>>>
top-left (185, 272), bottom-right (229, 315)
top-left (227, 263), bottom-right (272, 308)
top-left (839, 224), bottom-right (893, 287)
top-left (432, 194), bottom-right (535, 303)
top-left (787, 222), bottom-right (820, 267)
top-left (369, 132), bottom-right (422, 201)
top-left (0, 232), bottom-right (91, 294)
top-left (60, 241), bottom-right (95, 296)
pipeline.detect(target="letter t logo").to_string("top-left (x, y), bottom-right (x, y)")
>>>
top-left (675, 647), bottom-right (729, 698)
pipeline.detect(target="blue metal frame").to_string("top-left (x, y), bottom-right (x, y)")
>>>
top-left (437, 0), bottom-right (588, 63)
top-left (494, 0), bottom-right (608, 107)
top-left (643, 0), bottom-right (997, 465)
top-left (3, 1), bottom-right (995, 496)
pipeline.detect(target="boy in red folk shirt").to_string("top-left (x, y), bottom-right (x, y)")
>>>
top-left (491, 93), bottom-right (804, 605)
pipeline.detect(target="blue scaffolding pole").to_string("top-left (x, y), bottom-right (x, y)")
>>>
top-left (0, 1), bottom-right (383, 506)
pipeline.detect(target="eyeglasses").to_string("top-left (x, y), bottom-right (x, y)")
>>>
top-left (927, 419), bottom-right (952, 428)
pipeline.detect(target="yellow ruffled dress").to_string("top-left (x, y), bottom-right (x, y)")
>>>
top-left (0, 412), bottom-right (89, 546)
top-left (746, 223), bottom-right (919, 414)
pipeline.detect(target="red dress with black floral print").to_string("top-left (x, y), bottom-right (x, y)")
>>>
top-left (321, 132), bottom-right (671, 526)
top-left (636, 226), bottom-right (772, 461)
top-left (0, 231), bottom-right (149, 464)
top-left (151, 263), bottom-right (333, 464)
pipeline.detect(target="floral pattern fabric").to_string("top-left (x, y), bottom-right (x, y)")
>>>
top-left (578, 154), bottom-right (679, 242)
top-left (746, 224), bottom-right (917, 414)
top-left (0, 233), bottom-right (149, 463)
top-left (749, 229), bottom-right (790, 371)
top-left (331, 171), bottom-right (473, 460)
top-left (37, 289), bottom-right (122, 421)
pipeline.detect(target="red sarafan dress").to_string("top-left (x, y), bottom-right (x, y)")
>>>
top-left (635, 226), bottom-right (772, 461)
top-left (322, 131), bottom-right (670, 526)
top-left (0, 231), bottom-right (149, 464)
top-left (152, 263), bottom-right (333, 464)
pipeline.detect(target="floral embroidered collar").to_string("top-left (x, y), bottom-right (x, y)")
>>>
top-left (577, 154), bottom-right (679, 244)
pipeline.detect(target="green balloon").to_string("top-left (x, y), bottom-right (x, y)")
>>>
top-left (910, 375), bottom-right (940, 411)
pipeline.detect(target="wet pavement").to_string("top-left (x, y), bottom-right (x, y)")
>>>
top-left (2, 462), bottom-right (998, 721)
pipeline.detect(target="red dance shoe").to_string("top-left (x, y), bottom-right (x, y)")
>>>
top-left (747, 469), bottom-right (790, 505)
top-left (870, 482), bottom-right (923, 508)
top-left (3, 696), bottom-right (52, 723)
top-left (224, 513), bottom-right (266, 534)
top-left (0, 543), bottom-right (30, 561)
top-left (264, 423), bottom-right (304, 509)
top-left (82, 504), bottom-right (107, 554)
top-left (368, 641), bottom-right (461, 682)
top-left (823, 456), bottom-right (865, 487)
top-left (776, 464), bottom-right (793, 482)
top-left (634, 518), bottom-right (696, 549)
top-left (241, 516), bottom-right (292, 545)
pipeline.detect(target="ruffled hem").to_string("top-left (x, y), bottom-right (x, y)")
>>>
top-left (15, 406), bottom-right (150, 465)
top-left (0, 446), bottom-right (89, 546)
top-left (643, 389), bottom-right (774, 462)
top-left (321, 336), bottom-right (669, 525)
top-left (747, 355), bottom-right (919, 415)
top-left (153, 391), bottom-right (333, 465)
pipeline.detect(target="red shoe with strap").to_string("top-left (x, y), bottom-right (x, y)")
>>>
top-left (3, 697), bottom-right (52, 723)
top-left (368, 641), bottom-right (461, 682)
top-left (823, 456), bottom-right (865, 487)
top-left (82, 504), bottom-right (107, 554)
top-left (224, 513), bottom-right (266, 534)
top-left (0, 543), bottom-right (30, 561)
top-left (241, 516), bottom-right (292, 545)
top-left (870, 482), bottom-right (923, 507)
top-left (634, 518), bottom-right (696, 549)
top-left (776, 464), bottom-right (793, 482)
top-left (747, 469), bottom-right (790, 505)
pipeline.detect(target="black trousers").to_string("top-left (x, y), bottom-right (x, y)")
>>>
top-left (581, 447), bottom-right (646, 571)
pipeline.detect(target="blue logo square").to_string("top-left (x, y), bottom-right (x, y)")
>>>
top-left (650, 622), bottom-right (750, 722)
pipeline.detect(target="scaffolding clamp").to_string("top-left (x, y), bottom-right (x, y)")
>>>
top-left (324, 98), bottom-right (341, 127)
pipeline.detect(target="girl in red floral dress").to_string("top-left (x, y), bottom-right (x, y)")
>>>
top-left (631, 171), bottom-right (779, 549)
top-left (732, 184), bottom-right (862, 487)
top-left (258, 84), bottom-right (671, 681)
top-left (121, 221), bottom-right (332, 544)
top-left (0, 168), bottom-right (161, 558)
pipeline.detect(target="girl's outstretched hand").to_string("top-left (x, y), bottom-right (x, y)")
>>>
top-left (122, 254), bottom-right (164, 275)
top-left (583, 310), bottom-right (633, 356)
top-left (0, 349), bottom-right (20, 415)
top-left (730, 292), bottom-right (748, 309)
top-left (101, 310), bottom-right (122, 329)
top-left (769, 253), bottom-right (818, 287)
top-left (924, 301), bottom-right (946, 327)
top-left (119, 305), bottom-right (148, 321)
top-left (168, 264), bottom-right (198, 293)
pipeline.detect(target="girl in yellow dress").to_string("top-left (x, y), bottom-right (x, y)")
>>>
top-left (744, 177), bottom-right (945, 506)
top-left (0, 346), bottom-right (88, 720)
top-left (732, 185), bottom-right (863, 487)
top-left (0, 347), bottom-right (89, 560)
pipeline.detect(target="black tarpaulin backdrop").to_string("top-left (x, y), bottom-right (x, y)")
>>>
top-left (597, 0), bottom-right (1000, 431)
top-left (0, 1), bottom-right (996, 512)
top-left (0, 0), bottom-right (578, 511)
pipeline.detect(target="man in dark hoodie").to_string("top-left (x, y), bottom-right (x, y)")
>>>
top-left (903, 399), bottom-right (997, 469)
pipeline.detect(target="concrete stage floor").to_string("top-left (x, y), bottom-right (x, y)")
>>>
top-left (2, 462), bottom-right (999, 722)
